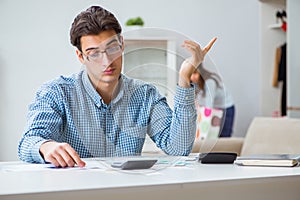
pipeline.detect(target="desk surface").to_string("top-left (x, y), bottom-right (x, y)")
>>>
top-left (1, 155), bottom-right (300, 200)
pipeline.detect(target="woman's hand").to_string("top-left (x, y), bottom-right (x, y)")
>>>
top-left (178, 37), bottom-right (217, 88)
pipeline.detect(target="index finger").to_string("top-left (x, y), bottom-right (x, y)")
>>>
top-left (65, 145), bottom-right (86, 167)
top-left (203, 37), bottom-right (217, 54)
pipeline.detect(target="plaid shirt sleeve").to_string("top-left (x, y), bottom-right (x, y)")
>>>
top-left (148, 85), bottom-right (197, 156)
top-left (18, 83), bottom-right (66, 163)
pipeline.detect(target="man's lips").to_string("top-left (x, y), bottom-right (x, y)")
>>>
top-left (103, 68), bottom-right (115, 74)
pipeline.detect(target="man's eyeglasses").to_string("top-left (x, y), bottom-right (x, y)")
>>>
top-left (81, 41), bottom-right (122, 63)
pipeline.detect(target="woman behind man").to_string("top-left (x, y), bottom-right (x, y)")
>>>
top-left (190, 63), bottom-right (235, 137)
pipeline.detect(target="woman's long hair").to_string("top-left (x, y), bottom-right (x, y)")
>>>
top-left (196, 63), bottom-right (222, 97)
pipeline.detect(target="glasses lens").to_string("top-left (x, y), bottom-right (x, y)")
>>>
top-left (87, 51), bottom-right (102, 61)
top-left (106, 45), bottom-right (121, 55)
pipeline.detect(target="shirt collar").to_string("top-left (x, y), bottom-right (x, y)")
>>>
top-left (82, 70), bottom-right (125, 108)
top-left (111, 74), bottom-right (124, 104)
top-left (82, 70), bottom-right (102, 107)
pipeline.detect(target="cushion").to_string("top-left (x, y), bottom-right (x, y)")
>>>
top-left (241, 117), bottom-right (300, 156)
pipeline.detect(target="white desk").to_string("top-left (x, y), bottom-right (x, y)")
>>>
top-left (1, 156), bottom-right (300, 200)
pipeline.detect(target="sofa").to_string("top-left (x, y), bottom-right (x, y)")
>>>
top-left (192, 117), bottom-right (300, 156)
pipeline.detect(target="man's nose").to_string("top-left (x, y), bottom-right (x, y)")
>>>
top-left (101, 52), bottom-right (111, 67)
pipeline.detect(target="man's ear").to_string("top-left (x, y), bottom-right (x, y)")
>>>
top-left (76, 49), bottom-right (85, 64)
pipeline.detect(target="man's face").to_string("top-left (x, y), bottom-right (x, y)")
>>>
top-left (77, 30), bottom-right (123, 87)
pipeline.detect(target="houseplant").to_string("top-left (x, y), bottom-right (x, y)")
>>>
top-left (126, 17), bottom-right (144, 26)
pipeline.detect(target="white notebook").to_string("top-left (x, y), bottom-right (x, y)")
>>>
top-left (234, 154), bottom-right (300, 167)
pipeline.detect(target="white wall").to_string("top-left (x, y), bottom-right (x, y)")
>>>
top-left (0, 0), bottom-right (260, 161)
top-left (287, 0), bottom-right (300, 117)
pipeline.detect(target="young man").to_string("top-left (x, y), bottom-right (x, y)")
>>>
top-left (18, 6), bottom-right (216, 167)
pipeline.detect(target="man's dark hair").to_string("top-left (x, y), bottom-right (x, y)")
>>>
top-left (70, 6), bottom-right (122, 51)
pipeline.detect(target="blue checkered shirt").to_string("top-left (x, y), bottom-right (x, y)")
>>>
top-left (18, 70), bottom-right (196, 163)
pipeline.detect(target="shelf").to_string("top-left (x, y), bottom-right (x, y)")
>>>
top-left (259, 0), bottom-right (286, 4)
top-left (268, 23), bottom-right (282, 29)
top-left (123, 37), bottom-right (177, 108)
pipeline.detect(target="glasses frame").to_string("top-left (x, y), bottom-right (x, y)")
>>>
top-left (80, 35), bottom-right (123, 63)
